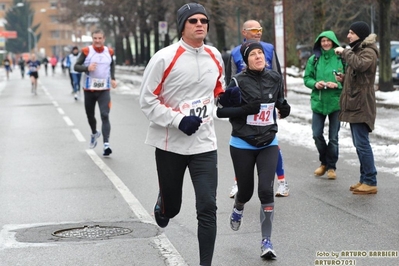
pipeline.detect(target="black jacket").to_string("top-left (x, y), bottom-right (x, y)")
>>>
top-left (217, 68), bottom-right (285, 139)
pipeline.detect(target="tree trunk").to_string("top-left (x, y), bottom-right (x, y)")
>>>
top-left (211, 0), bottom-right (226, 51)
top-left (285, 0), bottom-right (297, 67)
top-left (125, 34), bottom-right (133, 65)
top-left (313, 0), bottom-right (324, 37)
top-left (132, 31), bottom-right (139, 65)
top-left (145, 31), bottom-right (151, 64)
top-left (378, 0), bottom-right (394, 92)
top-left (139, 29), bottom-right (145, 65)
top-left (115, 34), bottom-right (125, 66)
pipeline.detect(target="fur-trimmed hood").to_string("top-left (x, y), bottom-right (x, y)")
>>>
top-left (360, 33), bottom-right (379, 57)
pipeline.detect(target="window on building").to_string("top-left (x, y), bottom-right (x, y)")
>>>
top-left (50, 1), bottom-right (57, 9)
top-left (51, 30), bottom-right (60, 38)
top-left (50, 16), bottom-right (58, 23)
top-left (0, 4), bottom-right (6, 11)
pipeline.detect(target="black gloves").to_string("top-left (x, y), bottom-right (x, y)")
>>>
top-left (275, 99), bottom-right (291, 118)
top-left (241, 100), bottom-right (261, 115)
top-left (216, 99), bottom-right (261, 118)
top-left (218, 86), bottom-right (241, 107)
top-left (178, 116), bottom-right (203, 136)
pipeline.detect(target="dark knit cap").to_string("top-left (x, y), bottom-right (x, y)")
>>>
top-left (350, 21), bottom-right (370, 41)
top-left (240, 40), bottom-right (264, 65)
top-left (177, 3), bottom-right (209, 35)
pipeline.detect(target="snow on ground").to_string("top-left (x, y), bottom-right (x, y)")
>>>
top-left (115, 66), bottom-right (399, 177)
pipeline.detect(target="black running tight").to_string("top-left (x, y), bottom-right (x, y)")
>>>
top-left (84, 90), bottom-right (111, 143)
top-left (230, 145), bottom-right (279, 205)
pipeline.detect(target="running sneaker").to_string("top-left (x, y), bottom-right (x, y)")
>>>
top-left (154, 193), bottom-right (169, 228)
top-left (275, 180), bottom-right (289, 197)
top-left (261, 238), bottom-right (277, 260)
top-left (229, 182), bottom-right (238, 198)
top-left (89, 131), bottom-right (101, 149)
top-left (229, 207), bottom-right (243, 231)
top-left (74, 93), bottom-right (78, 101)
top-left (103, 144), bottom-right (112, 156)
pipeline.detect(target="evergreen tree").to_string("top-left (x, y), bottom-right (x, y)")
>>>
top-left (5, 0), bottom-right (41, 53)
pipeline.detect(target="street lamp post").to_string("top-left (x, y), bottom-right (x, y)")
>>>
top-left (28, 8), bottom-right (46, 53)
top-left (28, 13), bottom-right (32, 53)
top-left (28, 28), bottom-right (37, 53)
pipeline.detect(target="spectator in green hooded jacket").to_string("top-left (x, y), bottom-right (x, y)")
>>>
top-left (303, 30), bottom-right (344, 180)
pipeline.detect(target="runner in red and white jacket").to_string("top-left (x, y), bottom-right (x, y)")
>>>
top-left (139, 3), bottom-right (240, 266)
top-left (74, 29), bottom-right (117, 156)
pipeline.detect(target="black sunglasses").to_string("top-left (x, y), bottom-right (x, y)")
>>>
top-left (187, 18), bottom-right (209, 24)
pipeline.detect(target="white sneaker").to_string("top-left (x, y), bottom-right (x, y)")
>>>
top-left (89, 131), bottom-right (101, 149)
top-left (261, 238), bottom-right (277, 259)
top-left (229, 207), bottom-right (243, 231)
top-left (275, 180), bottom-right (289, 197)
top-left (229, 182), bottom-right (238, 198)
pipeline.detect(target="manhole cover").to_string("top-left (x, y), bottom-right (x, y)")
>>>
top-left (12, 221), bottom-right (158, 243)
top-left (52, 225), bottom-right (132, 239)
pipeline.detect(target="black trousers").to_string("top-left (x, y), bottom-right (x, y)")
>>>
top-left (155, 148), bottom-right (217, 266)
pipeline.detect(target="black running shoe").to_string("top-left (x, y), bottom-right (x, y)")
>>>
top-left (154, 194), bottom-right (169, 228)
top-left (103, 144), bottom-right (112, 156)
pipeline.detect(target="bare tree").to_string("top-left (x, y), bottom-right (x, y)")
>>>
top-left (313, 0), bottom-right (325, 36)
top-left (58, 0), bottom-right (399, 76)
top-left (378, 0), bottom-right (394, 91)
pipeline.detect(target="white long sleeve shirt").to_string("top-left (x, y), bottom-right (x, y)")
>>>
top-left (139, 39), bottom-right (225, 155)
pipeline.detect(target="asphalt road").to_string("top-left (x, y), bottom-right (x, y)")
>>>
top-left (0, 67), bottom-right (398, 266)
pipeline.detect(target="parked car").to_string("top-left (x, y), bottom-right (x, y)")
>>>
top-left (376, 40), bottom-right (399, 63)
top-left (392, 63), bottom-right (399, 85)
top-left (391, 41), bottom-right (399, 62)
top-left (296, 44), bottom-right (312, 70)
top-left (375, 41), bottom-right (399, 86)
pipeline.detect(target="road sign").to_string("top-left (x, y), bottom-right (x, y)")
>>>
top-left (158, 21), bottom-right (168, 35)
top-left (0, 31), bottom-right (18, 39)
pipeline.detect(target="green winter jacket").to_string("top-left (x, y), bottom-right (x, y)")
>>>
top-left (303, 31), bottom-right (344, 115)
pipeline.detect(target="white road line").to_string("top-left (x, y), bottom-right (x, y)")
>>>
top-left (57, 107), bottom-right (65, 115)
top-left (63, 116), bottom-right (74, 126)
top-left (86, 149), bottom-right (188, 266)
top-left (72, 129), bottom-right (86, 142)
top-left (30, 82), bottom-right (187, 265)
top-left (41, 85), bottom-right (51, 97)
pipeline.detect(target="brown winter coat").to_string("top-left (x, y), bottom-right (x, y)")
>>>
top-left (339, 33), bottom-right (379, 132)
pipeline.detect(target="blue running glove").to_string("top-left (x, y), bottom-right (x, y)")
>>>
top-left (179, 115), bottom-right (202, 136)
top-left (178, 116), bottom-right (203, 136)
